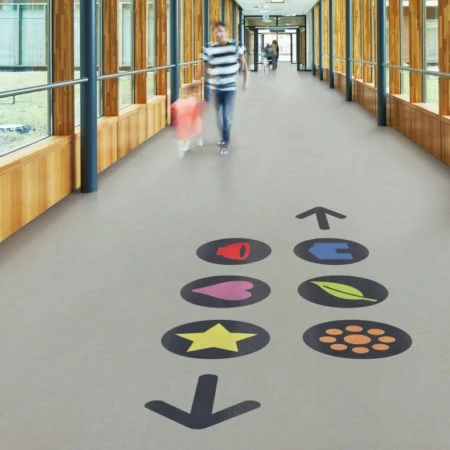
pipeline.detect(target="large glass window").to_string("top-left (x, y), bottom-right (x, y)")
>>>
top-left (119, 0), bottom-right (134, 108)
top-left (0, 2), bottom-right (50, 156)
top-left (424, 0), bottom-right (439, 105)
top-left (74, 0), bottom-right (103, 125)
top-left (147, 0), bottom-right (156, 96)
top-left (400, 0), bottom-right (409, 96)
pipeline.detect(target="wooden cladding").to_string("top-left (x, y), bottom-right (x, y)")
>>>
top-left (334, 0), bottom-right (345, 73)
top-left (225, 0), bottom-right (232, 28)
top-left (352, 0), bottom-right (362, 79)
top-left (103, 0), bottom-right (119, 116)
top-left (323, 0), bottom-right (329, 69)
top-left (439, 0), bottom-right (450, 115)
top-left (194, 0), bottom-right (203, 79)
top-left (315, 3), bottom-right (320, 65)
top-left (134, 0), bottom-right (147, 103)
top-left (156, 0), bottom-right (167, 95)
top-left (52, 0), bottom-right (74, 135)
top-left (388, 1), bottom-right (400, 94)
top-left (409, 0), bottom-right (423, 103)
top-left (210, 0), bottom-right (221, 37)
top-left (184, 0), bottom-right (193, 83)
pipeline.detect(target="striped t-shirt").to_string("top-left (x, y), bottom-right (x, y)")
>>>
top-left (202, 40), bottom-right (245, 91)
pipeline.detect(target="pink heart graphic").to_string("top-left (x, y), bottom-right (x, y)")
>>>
top-left (192, 281), bottom-right (254, 301)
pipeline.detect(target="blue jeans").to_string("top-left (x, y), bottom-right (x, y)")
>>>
top-left (214, 90), bottom-right (236, 145)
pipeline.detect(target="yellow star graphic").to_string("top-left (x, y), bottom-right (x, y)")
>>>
top-left (176, 323), bottom-right (257, 352)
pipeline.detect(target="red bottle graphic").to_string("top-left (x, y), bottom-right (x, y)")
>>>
top-left (216, 242), bottom-right (251, 261)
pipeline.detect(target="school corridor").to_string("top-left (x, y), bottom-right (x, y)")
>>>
top-left (0, 63), bottom-right (449, 450)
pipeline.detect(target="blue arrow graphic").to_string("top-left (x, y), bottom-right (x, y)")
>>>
top-left (308, 242), bottom-right (353, 260)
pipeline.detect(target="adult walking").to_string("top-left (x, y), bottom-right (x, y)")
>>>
top-left (271, 40), bottom-right (279, 70)
top-left (202, 21), bottom-right (248, 155)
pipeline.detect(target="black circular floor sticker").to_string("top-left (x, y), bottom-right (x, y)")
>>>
top-left (161, 320), bottom-right (270, 359)
top-left (196, 238), bottom-right (271, 265)
top-left (298, 275), bottom-right (388, 308)
top-left (180, 276), bottom-right (271, 308)
top-left (303, 320), bottom-right (412, 359)
top-left (294, 238), bottom-right (369, 265)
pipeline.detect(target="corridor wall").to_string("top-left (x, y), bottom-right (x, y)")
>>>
top-left (311, 0), bottom-right (450, 166)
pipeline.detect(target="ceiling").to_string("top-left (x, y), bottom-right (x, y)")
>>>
top-left (237, 0), bottom-right (316, 16)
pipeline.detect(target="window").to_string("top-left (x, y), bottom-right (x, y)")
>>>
top-left (0, 2), bottom-right (50, 156)
top-left (119, 0), bottom-right (134, 108)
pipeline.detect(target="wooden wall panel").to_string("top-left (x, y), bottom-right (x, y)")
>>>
top-left (0, 137), bottom-right (72, 243)
top-left (353, 79), bottom-right (364, 104)
top-left (210, 0), bottom-right (221, 38)
top-left (146, 96), bottom-right (167, 138)
top-left (117, 105), bottom-right (148, 157)
top-left (103, 0), bottom-right (119, 116)
top-left (156, 0), bottom-right (167, 95)
top-left (363, 83), bottom-right (377, 115)
top-left (362, 0), bottom-right (372, 82)
top-left (52, 0), bottom-right (74, 135)
top-left (441, 117), bottom-right (450, 165)
top-left (135, 0), bottom-right (147, 103)
top-left (439, 0), bottom-right (450, 115)
top-left (323, 0), bottom-right (329, 69)
top-left (315, 4), bottom-right (320, 66)
top-left (409, 0), bottom-right (423, 102)
top-left (390, 95), bottom-right (412, 138)
top-left (193, 0), bottom-right (203, 79)
top-left (334, 0), bottom-right (345, 73)
top-left (184, 0), bottom-right (193, 83)
top-left (225, 0), bottom-right (232, 28)
top-left (73, 118), bottom-right (119, 189)
top-left (410, 106), bottom-right (441, 160)
top-left (353, 0), bottom-right (362, 79)
top-left (389, 1), bottom-right (400, 94)
top-left (335, 71), bottom-right (346, 92)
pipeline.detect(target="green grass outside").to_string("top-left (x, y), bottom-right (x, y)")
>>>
top-left (0, 71), bottom-right (157, 156)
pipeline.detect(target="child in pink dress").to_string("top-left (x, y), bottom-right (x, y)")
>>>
top-left (171, 86), bottom-right (206, 154)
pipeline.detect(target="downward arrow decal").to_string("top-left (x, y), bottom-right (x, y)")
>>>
top-left (145, 374), bottom-right (260, 429)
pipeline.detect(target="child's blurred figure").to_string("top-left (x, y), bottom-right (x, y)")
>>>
top-left (171, 84), bottom-right (206, 155)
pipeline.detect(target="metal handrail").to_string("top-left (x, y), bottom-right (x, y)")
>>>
top-left (319, 57), bottom-right (450, 78)
top-left (0, 78), bottom-right (88, 99)
top-left (0, 64), bottom-right (176, 99)
top-left (97, 64), bottom-right (175, 80)
top-left (383, 63), bottom-right (450, 78)
top-left (179, 60), bottom-right (203, 67)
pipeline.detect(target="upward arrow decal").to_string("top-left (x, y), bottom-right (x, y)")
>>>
top-left (296, 207), bottom-right (346, 230)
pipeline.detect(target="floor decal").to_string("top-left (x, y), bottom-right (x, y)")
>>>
top-left (196, 238), bottom-right (271, 265)
top-left (296, 207), bottom-right (346, 230)
top-left (161, 320), bottom-right (270, 359)
top-left (146, 374), bottom-right (260, 429)
top-left (294, 238), bottom-right (369, 264)
top-left (303, 320), bottom-right (412, 359)
top-left (298, 275), bottom-right (388, 308)
top-left (180, 275), bottom-right (271, 308)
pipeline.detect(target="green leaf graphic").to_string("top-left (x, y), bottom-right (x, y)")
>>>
top-left (311, 281), bottom-right (378, 302)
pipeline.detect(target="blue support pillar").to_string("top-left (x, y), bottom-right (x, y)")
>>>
top-left (170, 0), bottom-right (179, 103)
top-left (319, 0), bottom-right (323, 80)
top-left (345, 0), bottom-right (353, 101)
top-left (377, 0), bottom-right (387, 126)
top-left (203, 0), bottom-right (210, 101)
top-left (221, 0), bottom-right (225, 21)
top-left (329, 0), bottom-right (334, 88)
top-left (312, 7), bottom-right (316, 76)
top-left (80, 0), bottom-right (98, 193)
top-left (239, 7), bottom-right (244, 44)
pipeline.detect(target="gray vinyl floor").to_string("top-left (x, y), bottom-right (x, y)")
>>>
top-left (1, 64), bottom-right (449, 450)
